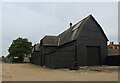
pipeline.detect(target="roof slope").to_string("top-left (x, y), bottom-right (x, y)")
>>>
top-left (42, 36), bottom-right (58, 46)
top-left (41, 15), bottom-right (108, 46)
top-left (58, 16), bottom-right (88, 45)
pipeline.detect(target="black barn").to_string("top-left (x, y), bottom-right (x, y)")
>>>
top-left (31, 15), bottom-right (108, 68)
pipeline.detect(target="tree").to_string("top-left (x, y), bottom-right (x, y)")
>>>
top-left (1, 56), bottom-right (5, 62)
top-left (8, 37), bottom-right (32, 62)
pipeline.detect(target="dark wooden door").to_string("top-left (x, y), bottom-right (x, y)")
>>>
top-left (87, 46), bottom-right (101, 66)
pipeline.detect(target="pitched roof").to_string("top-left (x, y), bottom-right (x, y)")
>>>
top-left (41, 35), bottom-right (58, 46)
top-left (57, 16), bottom-right (88, 45)
top-left (108, 49), bottom-right (120, 56)
top-left (41, 14), bottom-right (108, 46)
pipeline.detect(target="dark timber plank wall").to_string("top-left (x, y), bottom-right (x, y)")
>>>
top-left (106, 55), bottom-right (120, 66)
top-left (44, 41), bottom-right (76, 68)
top-left (76, 16), bottom-right (107, 66)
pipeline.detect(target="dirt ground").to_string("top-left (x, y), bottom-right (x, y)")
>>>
top-left (2, 63), bottom-right (119, 81)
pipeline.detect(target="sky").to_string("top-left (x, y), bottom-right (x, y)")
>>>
top-left (0, 1), bottom-right (118, 56)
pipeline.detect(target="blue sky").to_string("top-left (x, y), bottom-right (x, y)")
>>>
top-left (1, 1), bottom-right (118, 56)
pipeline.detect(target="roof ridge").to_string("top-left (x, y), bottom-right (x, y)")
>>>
top-left (58, 15), bottom-right (91, 37)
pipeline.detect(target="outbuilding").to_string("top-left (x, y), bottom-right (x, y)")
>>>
top-left (107, 49), bottom-right (120, 66)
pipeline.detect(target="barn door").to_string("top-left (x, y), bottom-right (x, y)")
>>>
top-left (87, 46), bottom-right (101, 66)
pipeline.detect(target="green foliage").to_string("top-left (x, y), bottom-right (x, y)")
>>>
top-left (8, 37), bottom-right (32, 58)
top-left (0, 57), bottom-right (2, 62)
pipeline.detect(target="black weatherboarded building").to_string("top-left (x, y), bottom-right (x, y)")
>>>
top-left (31, 15), bottom-right (108, 68)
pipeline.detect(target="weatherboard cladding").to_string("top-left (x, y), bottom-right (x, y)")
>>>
top-left (44, 40), bottom-right (76, 68)
top-left (106, 55), bottom-right (120, 66)
top-left (31, 15), bottom-right (109, 68)
top-left (76, 15), bottom-right (108, 66)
